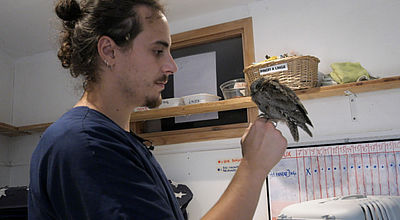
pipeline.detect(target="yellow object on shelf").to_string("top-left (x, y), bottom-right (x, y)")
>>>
top-left (330, 62), bottom-right (370, 84)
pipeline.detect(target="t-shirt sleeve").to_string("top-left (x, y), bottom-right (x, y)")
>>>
top-left (45, 130), bottom-right (176, 219)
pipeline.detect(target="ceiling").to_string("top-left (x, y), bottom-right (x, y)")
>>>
top-left (0, 0), bottom-right (258, 59)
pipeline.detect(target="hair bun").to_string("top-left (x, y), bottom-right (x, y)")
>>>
top-left (55, 0), bottom-right (81, 22)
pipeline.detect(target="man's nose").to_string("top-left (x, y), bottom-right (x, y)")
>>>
top-left (163, 53), bottom-right (178, 75)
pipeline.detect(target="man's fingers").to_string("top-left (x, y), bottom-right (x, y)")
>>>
top-left (241, 122), bottom-right (253, 146)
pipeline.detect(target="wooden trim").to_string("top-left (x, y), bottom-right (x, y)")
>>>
top-left (240, 18), bottom-right (256, 67)
top-left (171, 17), bottom-right (255, 67)
top-left (172, 30), bottom-right (242, 51)
top-left (247, 107), bottom-right (259, 123)
top-left (0, 122), bottom-right (19, 136)
top-left (130, 97), bottom-right (255, 122)
top-left (18, 123), bottom-right (52, 133)
top-left (0, 122), bottom-right (52, 137)
top-left (140, 123), bottom-right (248, 145)
top-left (130, 121), bottom-right (144, 134)
top-left (0, 122), bottom-right (17, 131)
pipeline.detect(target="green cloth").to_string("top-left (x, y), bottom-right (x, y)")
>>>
top-left (330, 62), bottom-right (370, 84)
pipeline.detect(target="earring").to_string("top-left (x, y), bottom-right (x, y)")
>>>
top-left (125, 33), bottom-right (131, 41)
top-left (104, 59), bottom-right (111, 68)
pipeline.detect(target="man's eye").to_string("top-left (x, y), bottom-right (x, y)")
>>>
top-left (154, 50), bottom-right (164, 55)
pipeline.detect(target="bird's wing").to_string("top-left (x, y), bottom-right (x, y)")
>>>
top-left (269, 80), bottom-right (309, 114)
top-left (268, 80), bottom-right (313, 127)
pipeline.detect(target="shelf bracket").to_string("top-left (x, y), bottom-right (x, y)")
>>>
top-left (344, 90), bottom-right (358, 122)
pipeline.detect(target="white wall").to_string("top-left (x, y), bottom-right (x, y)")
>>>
top-left (13, 50), bottom-right (80, 126)
top-left (169, 4), bottom-right (251, 35)
top-left (0, 136), bottom-right (10, 186)
top-left (0, 49), bottom-right (13, 186)
top-left (3, 0), bottom-right (400, 218)
top-left (248, 0), bottom-right (400, 77)
top-left (8, 133), bottom-right (41, 186)
top-left (4, 51), bottom-right (80, 186)
top-left (170, 0), bottom-right (400, 78)
top-left (0, 49), bottom-right (14, 124)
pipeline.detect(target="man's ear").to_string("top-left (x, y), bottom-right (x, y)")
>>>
top-left (98, 36), bottom-right (116, 67)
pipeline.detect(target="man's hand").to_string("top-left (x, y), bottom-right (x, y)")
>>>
top-left (240, 118), bottom-right (287, 179)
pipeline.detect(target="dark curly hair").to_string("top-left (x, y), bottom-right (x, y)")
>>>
top-left (55, 0), bottom-right (164, 90)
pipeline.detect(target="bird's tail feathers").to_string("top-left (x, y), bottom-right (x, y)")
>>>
top-left (306, 116), bottom-right (313, 127)
top-left (287, 121), bottom-right (299, 142)
top-left (298, 123), bottom-right (313, 138)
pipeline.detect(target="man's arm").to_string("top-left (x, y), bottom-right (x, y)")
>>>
top-left (202, 118), bottom-right (287, 220)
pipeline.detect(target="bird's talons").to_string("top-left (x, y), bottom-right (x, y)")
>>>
top-left (269, 121), bottom-right (278, 128)
top-left (258, 114), bottom-right (277, 127)
top-left (257, 113), bottom-right (268, 119)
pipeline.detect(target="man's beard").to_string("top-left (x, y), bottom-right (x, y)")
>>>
top-left (144, 94), bottom-right (162, 108)
top-left (144, 74), bottom-right (168, 108)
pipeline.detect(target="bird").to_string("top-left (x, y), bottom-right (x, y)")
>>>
top-left (250, 77), bottom-right (313, 142)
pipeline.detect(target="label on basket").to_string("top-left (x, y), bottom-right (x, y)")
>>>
top-left (259, 63), bottom-right (288, 75)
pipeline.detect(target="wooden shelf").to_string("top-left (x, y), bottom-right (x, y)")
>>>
top-left (0, 122), bottom-right (19, 137)
top-left (131, 75), bottom-right (400, 121)
top-left (18, 123), bottom-right (53, 133)
top-left (1, 76), bottom-right (400, 139)
top-left (295, 75), bottom-right (400, 100)
top-left (130, 96), bottom-right (256, 122)
top-left (140, 123), bottom-right (249, 145)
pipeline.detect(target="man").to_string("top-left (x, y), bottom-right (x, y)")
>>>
top-left (28, 0), bottom-right (287, 219)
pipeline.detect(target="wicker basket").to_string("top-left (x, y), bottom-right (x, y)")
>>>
top-left (244, 55), bottom-right (320, 90)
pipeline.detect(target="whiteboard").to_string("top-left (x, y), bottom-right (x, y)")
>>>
top-left (267, 139), bottom-right (400, 220)
top-left (155, 147), bottom-right (269, 220)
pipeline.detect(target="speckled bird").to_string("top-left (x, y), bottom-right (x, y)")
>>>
top-left (250, 77), bottom-right (313, 142)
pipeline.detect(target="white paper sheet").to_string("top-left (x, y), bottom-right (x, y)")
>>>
top-left (173, 52), bottom-right (218, 123)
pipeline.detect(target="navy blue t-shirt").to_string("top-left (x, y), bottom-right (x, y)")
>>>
top-left (28, 107), bottom-right (184, 219)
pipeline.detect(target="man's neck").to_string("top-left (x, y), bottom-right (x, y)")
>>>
top-left (74, 90), bottom-right (135, 132)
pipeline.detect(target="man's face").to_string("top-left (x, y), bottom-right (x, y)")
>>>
top-left (115, 6), bottom-right (177, 108)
